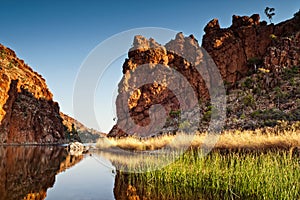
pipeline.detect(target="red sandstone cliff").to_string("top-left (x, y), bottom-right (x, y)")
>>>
top-left (0, 44), bottom-right (65, 144)
top-left (108, 12), bottom-right (300, 137)
top-left (202, 13), bottom-right (300, 83)
top-left (108, 33), bottom-right (217, 137)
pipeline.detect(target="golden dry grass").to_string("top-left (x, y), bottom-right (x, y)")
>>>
top-left (96, 125), bottom-right (300, 152)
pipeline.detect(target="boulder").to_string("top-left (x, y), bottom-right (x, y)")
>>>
top-left (67, 142), bottom-right (89, 156)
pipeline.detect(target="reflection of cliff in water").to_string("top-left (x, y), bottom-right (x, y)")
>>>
top-left (0, 146), bottom-right (83, 200)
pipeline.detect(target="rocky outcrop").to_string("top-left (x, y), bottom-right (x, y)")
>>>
top-left (0, 43), bottom-right (66, 144)
top-left (108, 33), bottom-right (219, 137)
top-left (108, 12), bottom-right (300, 137)
top-left (264, 32), bottom-right (300, 70)
top-left (202, 13), bottom-right (300, 130)
top-left (202, 14), bottom-right (300, 83)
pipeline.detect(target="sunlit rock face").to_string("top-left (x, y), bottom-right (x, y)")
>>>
top-left (109, 13), bottom-right (300, 138)
top-left (263, 32), bottom-right (300, 70)
top-left (0, 44), bottom-right (66, 144)
top-left (0, 146), bottom-right (83, 200)
top-left (108, 33), bottom-right (219, 138)
top-left (202, 14), bottom-right (300, 83)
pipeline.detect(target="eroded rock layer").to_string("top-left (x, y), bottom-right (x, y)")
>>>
top-left (202, 14), bottom-right (300, 83)
top-left (108, 33), bottom-right (221, 137)
top-left (0, 44), bottom-right (65, 144)
top-left (109, 13), bottom-right (300, 137)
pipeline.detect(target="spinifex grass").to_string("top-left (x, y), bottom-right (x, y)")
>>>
top-left (122, 150), bottom-right (300, 199)
top-left (97, 129), bottom-right (300, 151)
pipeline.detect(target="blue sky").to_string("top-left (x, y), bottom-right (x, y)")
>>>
top-left (0, 0), bottom-right (299, 132)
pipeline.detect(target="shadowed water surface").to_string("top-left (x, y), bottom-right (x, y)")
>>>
top-left (0, 146), bottom-right (115, 200)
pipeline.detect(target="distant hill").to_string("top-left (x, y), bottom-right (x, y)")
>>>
top-left (60, 112), bottom-right (105, 143)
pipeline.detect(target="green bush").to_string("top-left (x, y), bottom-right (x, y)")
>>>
top-left (241, 77), bottom-right (253, 89)
top-left (251, 109), bottom-right (286, 120)
top-left (203, 110), bottom-right (211, 121)
top-left (243, 94), bottom-right (255, 107)
top-left (169, 110), bottom-right (181, 117)
top-left (179, 120), bottom-right (191, 130)
top-left (7, 62), bottom-right (13, 69)
top-left (283, 66), bottom-right (299, 79)
top-left (250, 108), bottom-right (300, 124)
top-left (0, 49), bottom-right (6, 59)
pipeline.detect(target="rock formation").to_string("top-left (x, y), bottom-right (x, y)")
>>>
top-left (109, 12), bottom-right (300, 137)
top-left (0, 44), bottom-right (66, 144)
top-left (202, 13), bottom-right (300, 83)
top-left (264, 32), bottom-right (300, 70)
top-left (108, 33), bottom-right (221, 137)
top-left (203, 13), bottom-right (300, 130)
top-left (0, 80), bottom-right (65, 143)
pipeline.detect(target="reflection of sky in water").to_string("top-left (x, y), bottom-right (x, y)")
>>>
top-left (46, 155), bottom-right (115, 200)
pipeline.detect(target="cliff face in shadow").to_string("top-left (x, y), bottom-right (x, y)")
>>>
top-left (0, 80), bottom-right (65, 143)
top-left (0, 146), bottom-right (83, 200)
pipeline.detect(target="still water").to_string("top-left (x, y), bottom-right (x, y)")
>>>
top-left (0, 146), bottom-right (117, 200)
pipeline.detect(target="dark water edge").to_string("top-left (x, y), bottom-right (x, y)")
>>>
top-left (0, 145), bottom-right (82, 200)
top-left (0, 145), bottom-right (116, 200)
top-left (0, 143), bottom-right (66, 146)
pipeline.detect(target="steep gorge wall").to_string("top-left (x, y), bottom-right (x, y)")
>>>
top-left (0, 44), bottom-right (65, 144)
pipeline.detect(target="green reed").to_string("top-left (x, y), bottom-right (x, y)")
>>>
top-left (123, 150), bottom-right (300, 199)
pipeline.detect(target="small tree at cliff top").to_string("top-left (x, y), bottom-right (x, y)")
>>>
top-left (264, 7), bottom-right (275, 23)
